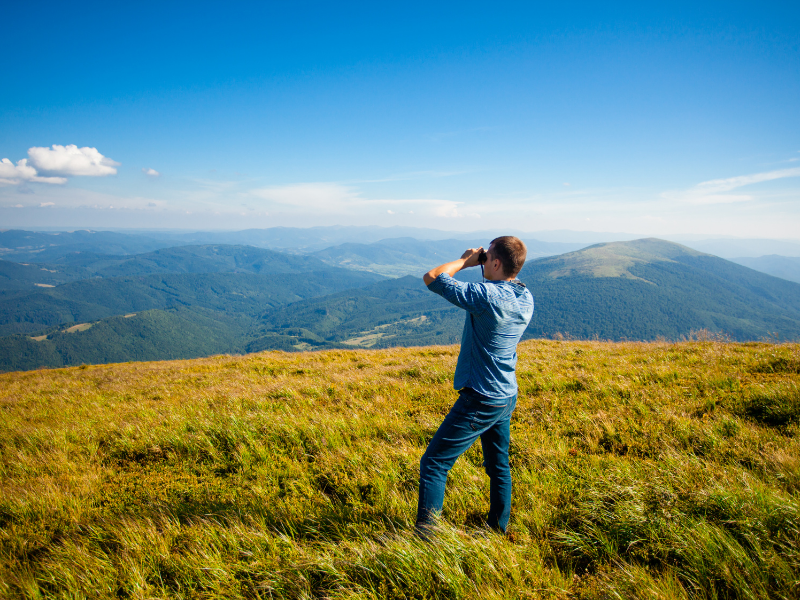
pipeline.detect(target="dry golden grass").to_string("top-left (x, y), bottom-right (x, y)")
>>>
top-left (0, 340), bottom-right (798, 599)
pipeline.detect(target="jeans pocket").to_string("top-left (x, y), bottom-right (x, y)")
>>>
top-left (468, 401), bottom-right (507, 430)
top-left (478, 400), bottom-right (508, 408)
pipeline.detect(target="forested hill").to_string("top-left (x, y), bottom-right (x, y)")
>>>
top-left (520, 238), bottom-right (800, 340)
top-left (0, 245), bottom-right (332, 293)
top-left (0, 244), bottom-right (385, 371)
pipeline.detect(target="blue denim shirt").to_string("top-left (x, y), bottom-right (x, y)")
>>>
top-left (427, 273), bottom-right (534, 402)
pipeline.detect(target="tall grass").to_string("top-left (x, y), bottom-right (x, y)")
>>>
top-left (0, 340), bottom-right (798, 598)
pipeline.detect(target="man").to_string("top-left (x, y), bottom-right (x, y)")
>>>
top-left (416, 236), bottom-right (534, 535)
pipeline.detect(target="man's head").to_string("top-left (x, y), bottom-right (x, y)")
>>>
top-left (486, 236), bottom-right (527, 280)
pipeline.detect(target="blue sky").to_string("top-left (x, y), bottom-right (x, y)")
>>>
top-left (1, 1), bottom-right (798, 236)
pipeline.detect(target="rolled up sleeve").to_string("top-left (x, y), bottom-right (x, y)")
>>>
top-left (427, 273), bottom-right (488, 315)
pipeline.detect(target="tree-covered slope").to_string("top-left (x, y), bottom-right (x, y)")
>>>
top-left (88, 244), bottom-right (334, 277)
top-left (0, 269), bottom-right (382, 336)
top-left (248, 275), bottom-right (465, 351)
top-left (0, 307), bottom-right (250, 372)
top-left (0, 260), bottom-right (89, 292)
top-left (520, 238), bottom-right (800, 341)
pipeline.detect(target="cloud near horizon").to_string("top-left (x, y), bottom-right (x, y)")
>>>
top-left (249, 182), bottom-right (472, 218)
top-left (663, 166), bottom-right (800, 205)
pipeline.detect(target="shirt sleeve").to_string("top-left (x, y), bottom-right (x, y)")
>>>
top-left (426, 273), bottom-right (489, 315)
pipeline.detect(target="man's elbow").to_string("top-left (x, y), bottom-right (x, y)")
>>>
top-left (423, 272), bottom-right (435, 286)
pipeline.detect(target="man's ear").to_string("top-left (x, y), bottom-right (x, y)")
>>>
top-left (494, 258), bottom-right (504, 276)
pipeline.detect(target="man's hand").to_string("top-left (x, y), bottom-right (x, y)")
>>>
top-left (423, 247), bottom-right (484, 286)
top-left (460, 247), bottom-right (485, 268)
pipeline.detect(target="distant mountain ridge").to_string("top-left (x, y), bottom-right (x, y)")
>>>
top-left (311, 237), bottom-right (584, 277)
top-left (0, 229), bottom-right (185, 261)
top-left (683, 238), bottom-right (800, 259)
top-left (730, 255), bottom-right (800, 284)
top-left (2, 237), bottom-right (800, 372)
top-left (0, 245), bottom-right (336, 294)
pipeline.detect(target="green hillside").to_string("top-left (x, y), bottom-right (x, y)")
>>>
top-left (0, 259), bottom-right (89, 292)
top-left (0, 242), bottom-right (386, 371)
top-left (0, 269), bottom-right (381, 336)
top-left (248, 276), bottom-right (465, 351)
top-left (522, 239), bottom-right (800, 341)
top-left (0, 308), bottom-right (249, 372)
top-left (81, 244), bottom-right (333, 277)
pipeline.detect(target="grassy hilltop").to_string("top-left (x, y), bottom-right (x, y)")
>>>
top-left (1, 340), bottom-right (799, 599)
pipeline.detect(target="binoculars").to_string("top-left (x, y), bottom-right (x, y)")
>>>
top-left (478, 249), bottom-right (488, 264)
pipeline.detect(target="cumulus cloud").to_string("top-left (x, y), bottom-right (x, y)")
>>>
top-left (663, 167), bottom-right (800, 204)
top-left (28, 145), bottom-right (120, 177)
top-left (142, 168), bottom-right (160, 177)
top-left (0, 158), bottom-right (67, 185)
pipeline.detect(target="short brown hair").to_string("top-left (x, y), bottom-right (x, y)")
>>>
top-left (489, 236), bottom-right (527, 278)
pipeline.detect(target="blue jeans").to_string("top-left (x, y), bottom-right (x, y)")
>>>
top-left (416, 388), bottom-right (517, 533)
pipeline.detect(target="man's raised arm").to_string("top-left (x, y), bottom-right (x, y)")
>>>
top-left (423, 247), bottom-right (484, 286)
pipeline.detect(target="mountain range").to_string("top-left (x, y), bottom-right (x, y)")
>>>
top-left (6, 226), bottom-right (800, 262)
top-left (2, 232), bottom-right (799, 372)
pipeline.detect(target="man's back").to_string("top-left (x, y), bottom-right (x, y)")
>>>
top-left (427, 274), bottom-right (534, 400)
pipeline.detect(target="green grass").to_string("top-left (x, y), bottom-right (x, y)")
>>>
top-left (1, 340), bottom-right (798, 599)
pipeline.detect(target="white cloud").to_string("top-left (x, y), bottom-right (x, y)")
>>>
top-left (39, 202), bottom-right (55, 207)
top-left (28, 145), bottom-right (119, 177)
top-left (251, 182), bottom-right (359, 207)
top-left (142, 168), bottom-right (160, 177)
top-left (0, 158), bottom-right (67, 185)
top-left (663, 167), bottom-right (800, 205)
top-left (249, 182), bottom-right (475, 219)
top-left (696, 167), bottom-right (800, 194)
